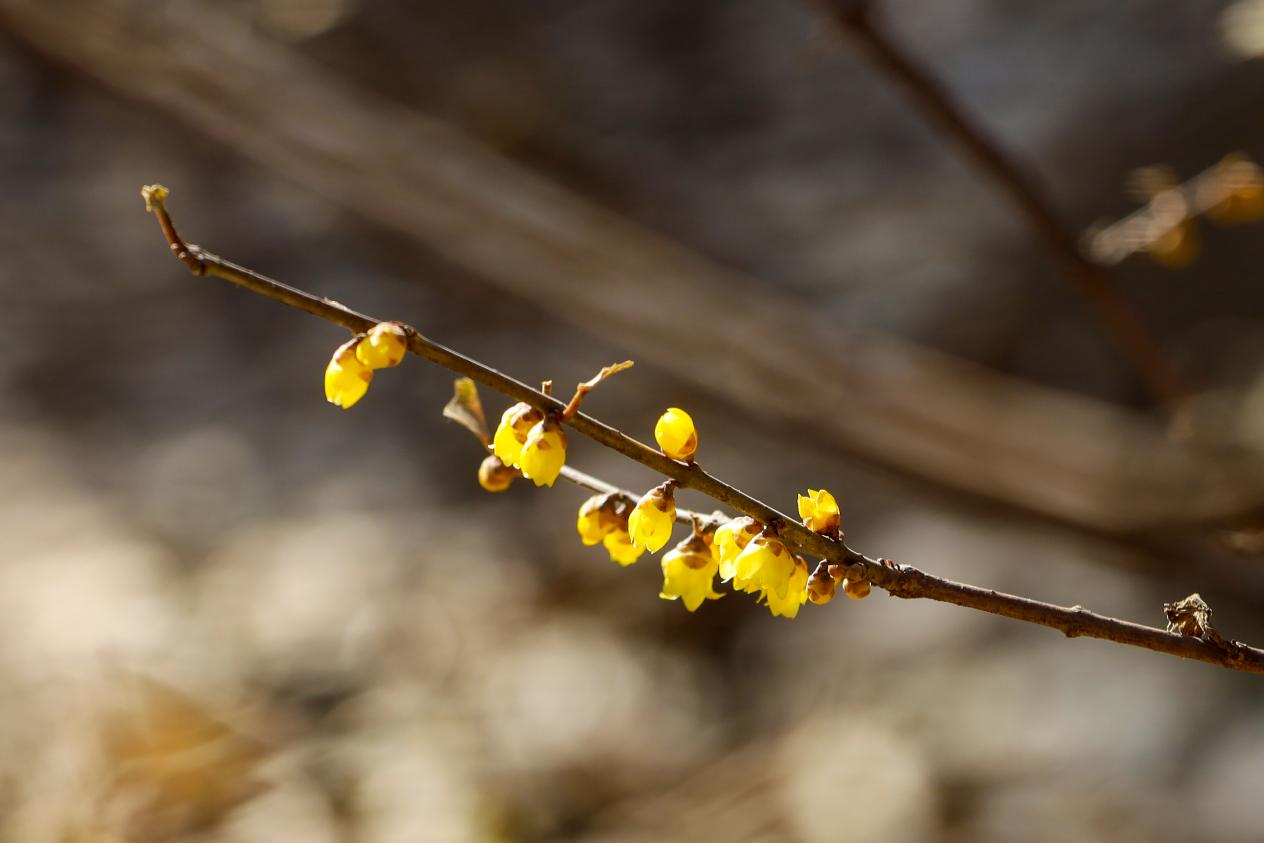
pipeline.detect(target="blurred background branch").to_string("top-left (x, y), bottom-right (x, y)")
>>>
top-left (813, 0), bottom-right (1187, 414)
top-left (4, 0), bottom-right (1262, 560)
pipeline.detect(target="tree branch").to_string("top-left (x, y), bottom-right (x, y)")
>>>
top-left (816, 1), bottom-right (1187, 415)
top-left (143, 186), bottom-right (1264, 675)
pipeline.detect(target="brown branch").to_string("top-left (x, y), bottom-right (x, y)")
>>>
top-left (142, 185), bottom-right (1264, 675)
top-left (816, 1), bottom-right (1187, 415)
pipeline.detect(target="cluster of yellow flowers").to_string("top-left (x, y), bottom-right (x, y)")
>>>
top-left (488, 401), bottom-right (866, 619)
top-left (1144, 153), bottom-right (1264, 268)
top-left (325, 339), bottom-right (869, 619)
top-left (324, 322), bottom-right (409, 408)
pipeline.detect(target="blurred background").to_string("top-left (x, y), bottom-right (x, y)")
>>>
top-left (4, 0), bottom-right (1264, 840)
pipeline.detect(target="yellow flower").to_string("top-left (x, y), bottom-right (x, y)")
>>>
top-left (577, 493), bottom-right (625, 546)
top-left (842, 578), bottom-right (871, 600)
top-left (797, 488), bottom-right (841, 535)
top-left (654, 407), bottom-right (698, 461)
top-left (477, 454), bottom-right (516, 492)
top-left (324, 338), bottom-right (373, 409)
top-left (1207, 155), bottom-right (1264, 223)
top-left (492, 402), bottom-right (543, 468)
top-left (733, 532), bottom-right (795, 598)
top-left (628, 482), bottom-right (677, 553)
top-left (355, 321), bottom-right (408, 369)
top-left (519, 416), bottom-right (566, 487)
top-left (603, 529), bottom-right (643, 566)
top-left (1146, 220), bottom-right (1199, 268)
top-left (806, 562), bottom-right (837, 605)
top-left (714, 517), bottom-right (761, 582)
top-left (764, 555), bottom-right (809, 619)
top-left (659, 534), bottom-right (724, 611)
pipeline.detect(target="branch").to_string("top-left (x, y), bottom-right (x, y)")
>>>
top-left (142, 186), bottom-right (1264, 675)
top-left (1083, 154), bottom-right (1264, 266)
top-left (816, 1), bottom-right (1187, 415)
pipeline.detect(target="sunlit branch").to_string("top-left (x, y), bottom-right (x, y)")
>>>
top-left (143, 185), bottom-right (1264, 675)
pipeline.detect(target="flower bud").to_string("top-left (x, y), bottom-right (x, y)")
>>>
top-left (355, 322), bottom-right (408, 369)
top-left (842, 578), bottom-right (871, 600)
top-left (477, 454), bottom-right (516, 492)
top-left (324, 338), bottom-right (373, 409)
top-left (654, 407), bottom-right (698, 461)
top-left (577, 493), bottom-right (625, 546)
top-left (806, 562), bottom-right (837, 605)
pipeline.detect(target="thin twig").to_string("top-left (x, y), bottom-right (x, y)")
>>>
top-left (143, 186), bottom-right (1264, 675)
top-left (816, 1), bottom-right (1186, 415)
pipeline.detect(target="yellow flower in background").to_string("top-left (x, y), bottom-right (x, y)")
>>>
top-left (355, 321), bottom-right (408, 369)
top-left (659, 534), bottom-right (724, 611)
top-left (628, 482), bottom-right (677, 553)
top-left (1207, 155), bottom-right (1264, 223)
top-left (477, 454), bottom-right (516, 492)
top-left (714, 517), bottom-right (761, 582)
top-left (654, 407), bottom-right (698, 461)
top-left (764, 555), bottom-right (809, 619)
top-left (492, 402), bottom-right (543, 468)
top-left (1146, 220), bottom-right (1199, 268)
top-left (603, 529), bottom-right (643, 566)
top-left (519, 417), bottom-right (567, 487)
top-left (577, 494), bottom-right (623, 546)
top-left (797, 488), bottom-right (841, 535)
top-left (324, 338), bottom-right (373, 409)
top-left (733, 532), bottom-right (795, 598)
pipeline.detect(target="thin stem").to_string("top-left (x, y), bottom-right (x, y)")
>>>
top-left (142, 186), bottom-right (1264, 675)
top-left (815, 2), bottom-right (1186, 416)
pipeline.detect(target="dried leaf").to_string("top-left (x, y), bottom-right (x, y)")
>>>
top-left (443, 377), bottom-right (490, 444)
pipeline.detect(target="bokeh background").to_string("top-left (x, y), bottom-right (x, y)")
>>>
top-left (4, 1), bottom-right (1264, 840)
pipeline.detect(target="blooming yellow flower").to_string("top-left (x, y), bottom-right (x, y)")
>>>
top-left (628, 482), bottom-right (677, 553)
top-left (477, 454), bottom-right (516, 492)
top-left (733, 532), bottom-right (795, 598)
top-left (806, 562), bottom-right (836, 605)
top-left (798, 488), bottom-right (841, 535)
top-left (324, 338), bottom-right (373, 409)
top-left (492, 402), bottom-right (543, 468)
top-left (355, 321), bottom-right (408, 369)
top-left (659, 534), bottom-right (724, 611)
top-left (603, 529), bottom-right (643, 566)
top-left (714, 517), bottom-right (761, 582)
top-left (764, 555), bottom-right (809, 619)
top-left (654, 407), bottom-right (698, 461)
top-left (519, 416), bottom-right (567, 487)
top-left (577, 493), bottom-right (625, 546)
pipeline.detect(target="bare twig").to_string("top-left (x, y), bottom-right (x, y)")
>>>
top-left (143, 186), bottom-right (1264, 675)
top-left (816, 1), bottom-right (1186, 415)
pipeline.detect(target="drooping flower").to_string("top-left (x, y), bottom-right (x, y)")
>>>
top-left (714, 517), bottom-right (761, 582)
top-left (733, 531), bottom-right (795, 598)
top-left (764, 555), bottom-right (809, 619)
top-left (659, 534), bottom-right (724, 611)
top-left (654, 407), bottom-right (698, 461)
top-left (603, 529), bottom-right (644, 566)
top-left (806, 561), bottom-right (837, 605)
top-left (355, 322), bottom-right (408, 369)
top-left (797, 488), bottom-right (841, 535)
top-left (492, 402), bottom-right (543, 468)
top-left (477, 454), bottom-right (516, 492)
top-left (577, 493), bottom-right (625, 546)
top-left (519, 416), bottom-right (567, 487)
top-left (324, 338), bottom-right (373, 409)
top-left (628, 482), bottom-right (677, 553)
